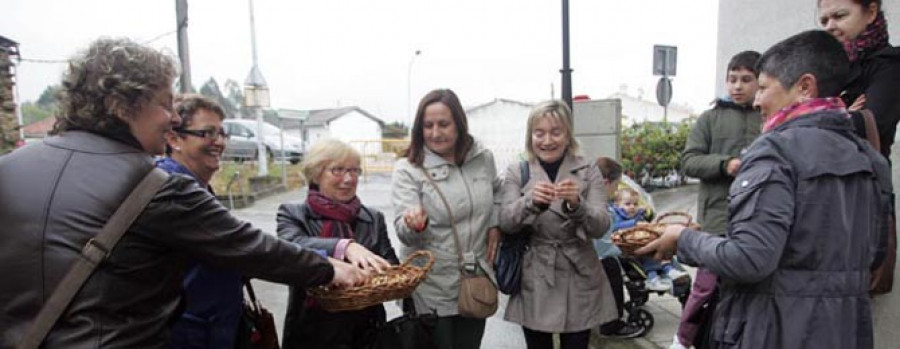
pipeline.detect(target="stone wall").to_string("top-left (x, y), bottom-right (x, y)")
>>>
top-left (0, 50), bottom-right (19, 155)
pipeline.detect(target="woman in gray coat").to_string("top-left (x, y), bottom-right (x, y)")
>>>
top-left (391, 89), bottom-right (502, 349)
top-left (499, 100), bottom-right (617, 349)
top-left (638, 30), bottom-right (890, 349)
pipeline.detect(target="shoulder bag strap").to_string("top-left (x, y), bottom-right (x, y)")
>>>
top-left (420, 168), bottom-right (467, 273)
top-left (859, 109), bottom-right (881, 153)
top-left (519, 160), bottom-right (530, 187)
top-left (18, 168), bottom-right (169, 349)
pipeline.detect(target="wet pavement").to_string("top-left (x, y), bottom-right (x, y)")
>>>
top-left (230, 174), bottom-right (702, 348)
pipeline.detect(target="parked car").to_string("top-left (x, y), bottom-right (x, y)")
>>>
top-left (223, 119), bottom-right (304, 164)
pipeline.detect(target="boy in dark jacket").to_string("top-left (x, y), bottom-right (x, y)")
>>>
top-left (672, 50), bottom-right (762, 349)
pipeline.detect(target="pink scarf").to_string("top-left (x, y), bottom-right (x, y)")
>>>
top-left (845, 11), bottom-right (889, 62)
top-left (763, 97), bottom-right (847, 132)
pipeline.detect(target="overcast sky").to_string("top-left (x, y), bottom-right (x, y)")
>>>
top-left (5, 0), bottom-right (718, 124)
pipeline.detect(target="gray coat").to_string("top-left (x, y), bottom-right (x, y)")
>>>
top-left (676, 111), bottom-right (892, 349)
top-left (499, 154), bottom-right (617, 333)
top-left (681, 100), bottom-right (762, 234)
top-left (390, 142), bottom-right (500, 316)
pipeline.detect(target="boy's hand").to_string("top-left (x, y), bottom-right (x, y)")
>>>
top-left (726, 158), bottom-right (742, 176)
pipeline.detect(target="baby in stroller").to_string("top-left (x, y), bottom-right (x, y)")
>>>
top-left (593, 163), bottom-right (691, 338)
top-left (612, 188), bottom-right (690, 292)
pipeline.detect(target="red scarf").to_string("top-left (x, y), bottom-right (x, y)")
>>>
top-left (763, 97), bottom-right (848, 132)
top-left (306, 188), bottom-right (361, 239)
top-left (845, 11), bottom-right (889, 62)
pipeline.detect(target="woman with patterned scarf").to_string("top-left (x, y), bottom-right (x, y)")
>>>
top-left (819, 0), bottom-right (900, 161)
top-left (277, 139), bottom-right (399, 348)
top-left (639, 30), bottom-right (892, 349)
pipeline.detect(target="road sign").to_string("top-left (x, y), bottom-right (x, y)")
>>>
top-left (653, 45), bottom-right (677, 76)
top-left (656, 77), bottom-right (673, 107)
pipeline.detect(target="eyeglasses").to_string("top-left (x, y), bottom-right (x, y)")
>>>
top-left (327, 166), bottom-right (363, 177)
top-left (175, 128), bottom-right (229, 140)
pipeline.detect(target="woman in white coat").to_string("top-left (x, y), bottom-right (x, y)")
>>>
top-left (391, 89), bottom-right (502, 349)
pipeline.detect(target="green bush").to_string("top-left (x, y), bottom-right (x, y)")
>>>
top-left (620, 119), bottom-right (694, 180)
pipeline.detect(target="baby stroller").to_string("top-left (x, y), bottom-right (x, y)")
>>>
top-left (614, 255), bottom-right (692, 335)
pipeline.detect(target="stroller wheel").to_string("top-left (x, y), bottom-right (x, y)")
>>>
top-left (626, 308), bottom-right (654, 334)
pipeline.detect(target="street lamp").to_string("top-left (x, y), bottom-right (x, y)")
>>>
top-left (407, 50), bottom-right (421, 129)
top-left (244, 66), bottom-right (269, 177)
top-left (244, 0), bottom-right (269, 177)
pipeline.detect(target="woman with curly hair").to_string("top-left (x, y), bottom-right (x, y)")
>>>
top-left (0, 38), bottom-right (367, 347)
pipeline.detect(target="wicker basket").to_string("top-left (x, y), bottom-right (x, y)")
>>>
top-left (611, 211), bottom-right (699, 254)
top-left (308, 250), bottom-right (435, 312)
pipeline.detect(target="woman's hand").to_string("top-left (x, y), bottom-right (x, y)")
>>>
top-left (486, 227), bottom-right (502, 263)
top-left (327, 257), bottom-right (370, 288)
top-left (849, 94), bottom-right (867, 111)
top-left (532, 181), bottom-right (557, 206)
top-left (403, 206), bottom-right (428, 232)
top-left (635, 224), bottom-right (684, 261)
top-left (345, 242), bottom-right (391, 274)
top-left (556, 178), bottom-right (581, 206)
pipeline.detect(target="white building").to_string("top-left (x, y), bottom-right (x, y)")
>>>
top-left (715, 0), bottom-right (899, 97)
top-left (607, 91), bottom-right (696, 125)
top-left (466, 98), bottom-right (534, 173)
top-left (276, 106), bottom-right (385, 156)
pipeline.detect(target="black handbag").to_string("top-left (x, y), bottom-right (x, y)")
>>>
top-left (495, 160), bottom-right (532, 295)
top-left (370, 299), bottom-right (437, 349)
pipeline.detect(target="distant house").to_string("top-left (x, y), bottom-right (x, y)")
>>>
top-left (607, 91), bottom-right (695, 125)
top-left (273, 106), bottom-right (385, 155)
top-left (22, 117), bottom-right (56, 138)
top-left (466, 98), bottom-right (534, 172)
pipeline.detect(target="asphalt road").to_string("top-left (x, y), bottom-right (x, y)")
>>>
top-left (230, 174), bottom-right (702, 348)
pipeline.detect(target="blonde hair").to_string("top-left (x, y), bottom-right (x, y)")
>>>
top-left (300, 139), bottom-right (361, 185)
top-left (614, 187), bottom-right (640, 204)
top-left (524, 100), bottom-right (580, 161)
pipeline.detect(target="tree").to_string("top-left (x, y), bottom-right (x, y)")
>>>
top-left (36, 85), bottom-right (61, 109)
top-left (223, 79), bottom-right (246, 119)
top-left (382, 121), bottom-right (409, 139)
top-left (620, 119), bottom-right (693, 187)
top-left (199, 78), bottom-right (238, 118)
top-left (21, 102), bottom-right (53, 125)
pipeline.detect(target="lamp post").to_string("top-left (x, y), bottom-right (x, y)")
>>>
top-left (244, 0), bottom-right (269, 177)
top-left (407, 50), bottom-right (421, 128)
top-left (560, 0), bottom-right (573, 109)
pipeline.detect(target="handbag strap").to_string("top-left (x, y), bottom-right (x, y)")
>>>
top-left (420, 168), bottom-right (468, 273)
top-left (243, 279), bottom-right (262, 312)
top-left (859, 109), bottom-right (881, 152)
top-left (18, 168), bottom-right (169, 349)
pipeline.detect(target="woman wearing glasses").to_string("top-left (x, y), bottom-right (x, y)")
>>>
top-left (277, 138), bottom-right (399, 348)
top-left (157, 94), bottom-right (243, 349)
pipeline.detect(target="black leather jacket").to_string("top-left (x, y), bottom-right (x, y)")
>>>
top-left (277, 202), bottom-right (398, 348)
top-left (0, 131), bottom-right (334, 348)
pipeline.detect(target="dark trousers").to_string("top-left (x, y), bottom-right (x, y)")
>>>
top-left (523, 327), bottom-right (590, 349)
top-left (434, 315), bottom-right (486, 349)
top-left (599, 257), bottom-right (626, 333)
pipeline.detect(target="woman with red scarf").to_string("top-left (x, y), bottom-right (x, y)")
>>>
top-left (819, 0), bottom-right (900, 160)
top-left (277, 139), bottom-right (399, 348)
